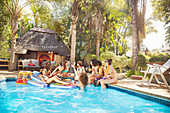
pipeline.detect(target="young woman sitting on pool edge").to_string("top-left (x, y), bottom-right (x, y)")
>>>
top-left (97, 59), bottom-right (118, 89)
top-left (89, 60), bottom-right (105, 86)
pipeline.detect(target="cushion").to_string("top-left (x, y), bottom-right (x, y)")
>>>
top-left (22, 60), bottom-right (30, 68)
top-left (32, 59), bottom-right (39, 67)
top-left (28, 63), bottom-right (35, 66)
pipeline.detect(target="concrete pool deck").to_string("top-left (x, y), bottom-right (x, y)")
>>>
top-left (0, 70), bottom-right (169, 100)
top-left (111, 78), bottom-right (170, 100)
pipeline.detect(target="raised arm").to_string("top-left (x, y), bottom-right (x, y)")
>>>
top-left (72, 63), bottom-right (78, 77)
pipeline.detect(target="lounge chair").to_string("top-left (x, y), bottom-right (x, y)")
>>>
top-left (141, 59), bottom-right (170, 89)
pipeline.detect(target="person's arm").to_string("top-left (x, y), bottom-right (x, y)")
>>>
top-left (72, 65), bottom-right (78, 77)
top-left (93, 68), bottom-right (103, 79)
top-left (49, 66), bottom-right (60, 77)
top-left (109, 66), bottom-right (117, 79)
top-left (82, 67), bottom-right (86, 73)
top-left (99, 67), bottom-right (104, 78)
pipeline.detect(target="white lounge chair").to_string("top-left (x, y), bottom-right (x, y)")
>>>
top-left (141, 59), bottom-right (170, 89)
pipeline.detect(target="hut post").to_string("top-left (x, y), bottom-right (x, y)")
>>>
top-left (13, 53), bottom-right (19, 71)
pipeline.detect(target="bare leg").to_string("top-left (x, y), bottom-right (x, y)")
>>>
top-left (91, 78), bottom-right (97, 86)
top-left (39, 74), bottom-right (45, 82)
top-left (46, 76), bottom-right (69, 85)
top-left (100, 79), bottom-right (118, 89)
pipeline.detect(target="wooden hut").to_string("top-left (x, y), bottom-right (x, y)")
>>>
top-left (14, 28), bottom-right (70, 70)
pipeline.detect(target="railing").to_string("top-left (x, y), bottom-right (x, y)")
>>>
top-left (0, 60), bottom-right (10, 69)
top-left (18, 60), bottom-right (23, 71)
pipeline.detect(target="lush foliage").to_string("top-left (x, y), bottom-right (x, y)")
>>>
top-left (113, 55), bottom-right (128, 73)
top-left (84, 54), bottom-right (98, 64)
top-left (126, 70), bottom-right (144, 78)
top-left (0, 0), bottom-right (10, 58)
top-left (149, 53), bottom-right (170, 63)
top-left (0, 0), bottom-right (169, 72)
top-left (100, 51), bottom-right (116, 62)
top-left (137, 53), bottom-right (147, 70)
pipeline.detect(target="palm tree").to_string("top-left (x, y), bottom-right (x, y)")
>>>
top-left (96, 8), bottom-right (102, 59)
top-left (70, 0), bottom-right (80, 63)
top-left (30, 1), bottom-right (52, 27)
top-left (3, 0), bottom-right (34, 71)
top-left (129, 0), bottom-right (138, 71)
top-left (129, 0), bottom-right (146, 71)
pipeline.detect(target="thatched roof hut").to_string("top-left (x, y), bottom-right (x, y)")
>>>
top-left (15, 28), bottom-right (70, 56)
top-left (13, 28), bottom-right (70, 70)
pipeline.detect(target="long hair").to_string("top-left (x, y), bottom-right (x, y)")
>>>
top-left (63, 60), bottom-right (68, 70)
top-left (94, 60), bottom-right (102, 67)
top-left (77, 61), bottom-right (83, 66)
top-left (107, 59), bottom-right (112, 65)
top-left (79, 72), bottom-right (88, 88)
top-left (89, 59), bottom-right (97, 66)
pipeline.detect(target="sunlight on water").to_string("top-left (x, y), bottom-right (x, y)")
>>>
top-left (0, 81), bottom-right (169, 113)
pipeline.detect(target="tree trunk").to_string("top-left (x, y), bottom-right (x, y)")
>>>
top-left (9, 18), bottom-right (18, 71)
top-left (71, 22), bottom-right (76, 63)
top-left (70, 0), bottom-right (79, 63)
top-left (96, 8), bottom-right (102, 59)
top-left (130, 0), bottom-right (139, 71)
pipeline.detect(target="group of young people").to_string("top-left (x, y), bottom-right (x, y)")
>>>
top-left (38, 59), bottom-right (118, 90)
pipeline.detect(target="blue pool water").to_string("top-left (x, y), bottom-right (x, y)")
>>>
top-left (0, 81), bottom-right (169, 113)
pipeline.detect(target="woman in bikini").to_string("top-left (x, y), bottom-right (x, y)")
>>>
top-left (39, 67), bottom-right (52, 82)
top-left (72, 61), bottom-right (86, 81)
top-left (45, 60), bottom-right (70, 85)
top-left (97, 59), bottom-right (118, 89)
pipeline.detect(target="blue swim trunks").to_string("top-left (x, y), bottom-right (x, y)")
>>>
top-left (95, 77), bottom-right (107, 80)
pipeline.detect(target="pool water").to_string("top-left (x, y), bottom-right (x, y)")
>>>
top-left (0, 81), bottom-right (169, 113)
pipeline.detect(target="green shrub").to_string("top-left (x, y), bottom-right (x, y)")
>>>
top-left (149, 53), bottom-right (170, 63)
top-left (84, 54), bottom-right (98, 64)
top-left (114, 55), bottom-right (128, 73)
top-left (126, 70), bottom-right (135, 78)
top-left (127, 58), bottom-right (132, 69)
top-left (126, 70), bottom-right (144, 78)
top-left (100, 51), bottom-right (115, 62)
top-left (135, 71), bottom-right (144, 77)
top-left (137, 53), bottom-right (147, 70)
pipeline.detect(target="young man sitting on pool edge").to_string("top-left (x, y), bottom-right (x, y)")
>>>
top-left (89, 60), bottom-right (105, 86)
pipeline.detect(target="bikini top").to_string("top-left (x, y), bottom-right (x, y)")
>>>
top-left (62, 70), bottom-right (69, 73)
top-left (77, 66), bottom-right (84, 74)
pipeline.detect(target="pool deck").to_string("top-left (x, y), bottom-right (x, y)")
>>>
top-left (0, 71), bottom-right (169, 100)
top-left (111, 79), bottom-right (170, 100)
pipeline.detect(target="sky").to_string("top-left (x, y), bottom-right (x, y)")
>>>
top-left (143, 1), bottom-right (166, 51)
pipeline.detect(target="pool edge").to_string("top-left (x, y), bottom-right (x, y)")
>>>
top-left (108, 84), bottom-right (170, 106)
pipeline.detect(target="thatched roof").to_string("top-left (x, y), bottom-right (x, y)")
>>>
top-left (15, 28), bottom-right (70, 56)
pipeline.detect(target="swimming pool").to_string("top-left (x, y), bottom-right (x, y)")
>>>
top-left (0, 81), bottom-right (169, 113)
